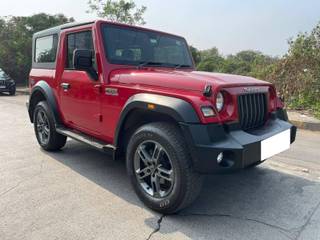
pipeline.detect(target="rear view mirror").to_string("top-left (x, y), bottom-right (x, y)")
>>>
top-left (73, 49), bottom-right (98, 81)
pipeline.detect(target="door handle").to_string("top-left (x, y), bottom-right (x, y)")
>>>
top-left (94, 84), bottom-right (102, 93)
top-left (60, 83), bottom-right (70, 90)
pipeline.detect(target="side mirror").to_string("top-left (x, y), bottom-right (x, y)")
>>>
top-left (73, 49), bottom-right (98, 81)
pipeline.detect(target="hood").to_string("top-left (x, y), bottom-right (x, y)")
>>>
top-left (114, 69), bottom-right (271, 92)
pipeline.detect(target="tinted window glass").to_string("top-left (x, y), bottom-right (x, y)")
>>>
top-left (35, 35), bottom-right (58, 63)
top-left (101, 24), bottom-right (193, 68)
top-left (66, 31), bottom-right (95, 69)
top-left (0, 69), bottom-right (5, 78)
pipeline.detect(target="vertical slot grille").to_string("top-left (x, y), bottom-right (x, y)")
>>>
top-left (238, 93), bottom-right (267, 130)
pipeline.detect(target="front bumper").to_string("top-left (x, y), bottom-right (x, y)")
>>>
top-left (0, 82), bottom-right (15, 92)
top-left (0, 87), bottom-right (10, 92)
top-left (180, 109), bottom-right (297, 174)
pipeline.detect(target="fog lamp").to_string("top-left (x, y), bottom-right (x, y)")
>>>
top-left (217, 152), bottom-right (224, 164)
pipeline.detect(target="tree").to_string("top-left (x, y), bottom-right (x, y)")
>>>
top-left (87, 0), bottom-right (147, 25)
top-left (0, 13), bottom-right (74, 85)
top-left (197, 47), bottom-right (225, 72)
top-left (267, 22), bottom-right (320, 117)
top-left (200, 47), bottom-right (220, 61)
top-left (235, 50), bottom-right (262, 63)
top-left (189, 45), bottom-right (201, 66)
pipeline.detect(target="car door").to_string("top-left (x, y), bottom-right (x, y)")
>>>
top-left (59, 30), bottom-right (102, 135)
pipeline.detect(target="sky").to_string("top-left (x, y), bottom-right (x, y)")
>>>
top-left (0, 0), bottom-right (319, 56)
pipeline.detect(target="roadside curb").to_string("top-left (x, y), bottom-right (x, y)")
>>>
top-left (16, 89), bottom-right (29, 95)
top-left (289, 119), bottom-right (320, 132)
top-left (287, 110), bottom-right (320, 132)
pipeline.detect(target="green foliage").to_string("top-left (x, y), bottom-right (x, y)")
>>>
top-left (266, 22), bottom-right (320, 118)
top-left (0, 13), bottom-right (74, 85)
top-left (193, 47), bottom-right (277, 80)
top-left (189, 45), bottom-right (201, 65)
top-left (87, 0), bottom-right (147, 25)
top-left (197, 48), bottom-right (224, 72)
top-left (191, 21), bottom-right (320, 118)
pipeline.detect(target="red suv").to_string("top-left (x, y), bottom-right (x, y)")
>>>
top-left (27, 20), bottom-right (296, 213)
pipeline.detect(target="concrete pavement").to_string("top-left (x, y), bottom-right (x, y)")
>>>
top-left (1, 94), bottom-right (320, 240)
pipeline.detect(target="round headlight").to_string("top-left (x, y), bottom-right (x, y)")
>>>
top-left (215, 92), bottom-right (224, 112)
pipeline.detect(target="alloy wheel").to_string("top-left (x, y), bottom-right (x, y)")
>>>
top-left (134, 140), bottom-right (174, 198)
top-left (36, 110), bottom-right (50, 145)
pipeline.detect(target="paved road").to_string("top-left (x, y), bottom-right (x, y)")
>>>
top-left (1, 94), bottom-right (320, 240)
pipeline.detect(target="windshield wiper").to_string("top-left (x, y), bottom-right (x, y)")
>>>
top-left (136, 62), bottom-right (192, 69)
top-left (174, 64), bottom-right (192, 69)
top-left (137, 61), bottom-right (164, 69)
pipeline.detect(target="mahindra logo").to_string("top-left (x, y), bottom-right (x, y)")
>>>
top-left (243, 87), bottom-right (261, 93)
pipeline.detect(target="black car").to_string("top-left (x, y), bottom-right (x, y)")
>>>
top-left (0, 69), bottom-right (16, 95)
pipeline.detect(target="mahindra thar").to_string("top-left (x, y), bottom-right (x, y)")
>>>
top-left (27, 20), bottom-right (296, 213)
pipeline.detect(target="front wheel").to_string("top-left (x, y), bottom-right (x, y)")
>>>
top-left (33, 101), bottom-right (67, 151)
top-left (9, 86), bottom-right (16, 96)
top-left (126, 122), bottom-right (203, 214)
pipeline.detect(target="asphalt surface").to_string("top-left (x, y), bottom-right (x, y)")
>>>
top-left (1, 94), bottom-right (320, 240)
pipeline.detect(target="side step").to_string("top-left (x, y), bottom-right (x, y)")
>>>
top-left (56, 127), bottom-right (116, 157)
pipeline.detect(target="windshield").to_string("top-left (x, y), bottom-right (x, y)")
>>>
top-left (101, 24), bottom-right (193, 68)
top-left (0, 69), bottom-right (9, 79)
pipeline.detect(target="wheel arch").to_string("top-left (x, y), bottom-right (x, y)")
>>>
top-left (114, 93), bottom-right (200, 156)
top-left (28, 81), bottom-right (61, 125)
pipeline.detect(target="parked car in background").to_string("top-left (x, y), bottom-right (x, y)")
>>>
top-left (0, 69), bottom-right (16, 95)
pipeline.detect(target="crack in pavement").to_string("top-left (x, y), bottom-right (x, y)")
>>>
top-left (145, 211), bottom-right (300, 240)
top-left (0, 159), bottom-right (44, 199)
top-left (294, 199), bottom-right (320, 240)
top-left (0, 182), bottom-right (23, 198)
top-left (177, 212), bottom-right (295, 240)
top-left (146, 214), bottom-right (165, 240)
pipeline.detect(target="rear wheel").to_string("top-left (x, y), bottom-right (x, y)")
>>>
top-left (127, 122), bottom-right (203, 214)
top-left (33, 101), bottom-right (67, 151)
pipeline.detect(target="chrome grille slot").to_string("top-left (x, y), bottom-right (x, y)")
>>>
top-left (238, 93), bottom-right (267, 130)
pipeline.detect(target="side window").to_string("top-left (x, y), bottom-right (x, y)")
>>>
top-left (35, 35), bottom-right (58, 63)
top-left (66, 31), bottom-right (95, 69)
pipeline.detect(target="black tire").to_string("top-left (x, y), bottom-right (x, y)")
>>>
top-left (33, 101), bottom-right (67, 151)
top-left (247, 160), bottom-right (264, 168)
top-left (9, 86), bottom-right (16, 96)
top-left (126, 122), bottom-right (203, 214)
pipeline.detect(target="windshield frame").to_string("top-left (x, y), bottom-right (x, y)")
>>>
top-left (100, 23), bottom-right (195, 69)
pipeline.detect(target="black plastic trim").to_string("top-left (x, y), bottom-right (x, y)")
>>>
top-left (114, 93), bottom-right (200, 146)
top-left (278, 108), bottom-right (289, 121)
top-left (28, 81), bottom-right (61, 125)
top-left (180, 117), bottom-right (297, 174)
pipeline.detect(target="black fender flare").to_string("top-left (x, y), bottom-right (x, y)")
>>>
top-left (114, 93), bottom-right (200, 147)
top-left (28, 81), bottom-right (61, 125)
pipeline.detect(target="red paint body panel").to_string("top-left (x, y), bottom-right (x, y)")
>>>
top-left (29, 20), bottom-right (280, 145)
